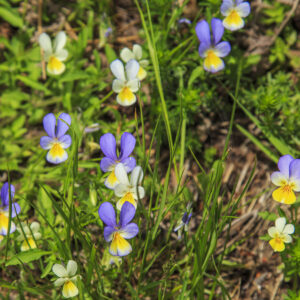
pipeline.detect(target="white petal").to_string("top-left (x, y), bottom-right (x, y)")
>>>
top-left (120, 48), bottom-right (134, 62)
top-left (55, 49), bottom-right (68, 62)
top-left (139, 59), bottom-right (149, 67)
top-left (290, 178), bottom-right (300, 192)
top-left (30, 222), bottom-right (40, 233)
top-left (39, 33), bottom-right (52, 54)
top-left (236, 2), bottom-right (251, 18)
top-left (283, 234), bottom-right (292, 243)
top-left (130, 166), bottom-right (143, 186)
top-left (127, 79), bottom-right (139, 93)
top-left (133, 44), bottom-right (142, 60)
top-left (114, 163), bottom-right (130, 185)
top-left (275, 217), bottom-right (286, 232)
top-left (114, 183), bottom-right (129, 198)
top-left (283, 224), bottom-right (295, 235)
top-left (112, 79), bottom-right (125, 93)
top-left (52, 264), bottom-right (68, 277)
top-left (125, 59), bottom-right (139, 80)
top-left (267, 226), bottom-right (277, 238)
top-left (53, 31), bottom-right (67, 53)
top-left (131, 186), bottom-right (145, 199)
top-left (67, 260), bottom-right (77, 277)
top-left (33, 232), bottom-right (42, 240)
top-left (54, 278), bottom-right (67, 287)
top-left (270, 171), bottom-right (288, 187)
top-left (110, 59), bottom-right (125, 81)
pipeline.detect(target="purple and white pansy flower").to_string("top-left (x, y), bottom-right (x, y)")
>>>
top-left (98, 201), bottom-right (139, 256)
top-left (100, 132), bottom-right (136, 189)
top-left (40, 113), bottom-right (72, 164)
top-left (195, 18), bottom-right (231, 73)
top-left (0, 182), bottom-right (21, 235)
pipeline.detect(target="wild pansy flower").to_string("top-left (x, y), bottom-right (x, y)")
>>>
top-left (178, 18), bottom-right (192, 25)
top-left (100, 132), bottom-right (136, 189)
top-left (39, 31), bottom-right (68, 75)
top-left (52, 260), bottom-right (80, 298)
top-left (17, 222), bottom-right (41, 251)
top-left (0, 182), bottom-right (20, 235)
top-left (174, 203), bottom-right (192, 240)
top-left (271, 155), bottom-right (300, 205)
top-left (268, 217), bottom-right (294, 252)
top-left (221, 0), bottom-right (251, 31)
top-left (40, 113), bottom-right (72, 164)
top-left (110, 59), bottom-right (140, 106)
top-left (195, 18), bottom-right (231, 73)
top-left (120, 44), bottom-right (149, 81)
top-left (98, 201), bottom-right (139, 256)
top-left (114, 163), bottom-right (144, 210)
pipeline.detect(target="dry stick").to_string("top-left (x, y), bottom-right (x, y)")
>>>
top-left (38, 0), bottom-right (46, 80)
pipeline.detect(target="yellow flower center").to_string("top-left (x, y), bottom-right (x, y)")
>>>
top-left (118, 192), bottom-right (136, 209)
top-left (0, 212), bottom-right (9, 233)
top-left (227, 9), bottom-right (242, 25)
top-left (49, 142), bottom-right (64, 158)
top-left (21, 237), bottom-right (37, 251)
top-left (118, 87), bottom-right (135, 103)
top-left (272, 183), bottom-right (296, 204)
top-left (204, 50), bottom-right (223, 70)
top-left (48, 55), bottom-right (63, 72)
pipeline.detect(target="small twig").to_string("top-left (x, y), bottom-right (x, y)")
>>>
top-left (38, 0), bottom-right (46, 80)
top-left (270, 273), bottom-right (284, 300)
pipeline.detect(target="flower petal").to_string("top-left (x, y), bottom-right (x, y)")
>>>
top-left (43, 113), bottom-right (56, 138)
top-left (269, 238), bottom-right (285, 252)
top-left (40, 136), bottom-right (53, 150)
top-left (104, 170), bottom-right (119, 189)
top-left (100, 157), bottom-right (115, 173)
top-left (120, 47), bottom-right (134, 62)
top-left (204, 51), bottom-right (224, 73)
top-left (98, 202), bottom-right (116, 227)
top-left (109, 233), bottom-right (132, 256)
top-left (270, 171), bottom-right (288, 187)
top-left (112, 79), bottom-right (125, 93)
top-left (39, 33), bottom-right (52, 54)
top-left (267, 226), bottom-right (277, 238)
top-left (117, 89), bottom-right (136, 106)
top-left (115, 163), bottom-right (130, 185)
top-left (220, 0), bottom-right (234, 16)
top-left (66, 260), bottom-right (77, 277)
top-left (114, 183), bottom-right (128, 198)
top-left (127, 79), bottom-right (139, 92)
top-left (236, 2), bottom-right (251, 17)
top-left (198, 43), bottom-right (210, 58)
top-left (126, 59), bottom-right (139, 80)
top-left (211, 18), bottom-right (224, 45)
top-left (47, 58), bottom-right (65, 75)
top-left (278, 155), bottom-right (294, 178)
top-left (283, 224), bottom-right (295, 235)
top-left (100, 133), bottom-right (117, 160)
top-left (55, 49), bottom-right (68, 61)
top-left (130, 166), bottom-right (143, 186)
top-left (119, 201), bottom-right (136, 227)
top-left (223, 9), bottom-right (244, 31)
top-left (289, 159), bottom-right (300, 182)
top-left (214, 41), bottom-right (231, 57)
top-left (137, 66), bottom-right (147, 81)
top-left (104, 226), bottom-right (115, 242)
top-left (56, 113), bottom-right (71, 138)
top-left (58, 134), bottom-right (72, 149)
top-left (119, 132), bottom-right (136, 160)
top-left (119, 223), bottom-right (139, 239)
top-left (1, 183), bottom-right (15, 207)
top-left (275, 217), bottom-right (286, 232)
top-left (131, 186), bottom-right (145, 200)
top-left (195, 20), bottom-right (211, 45)
top-left (110, 59), bottom-right (125, 81)
top-left (62, 281), bottom-right (79, 298)
top-left (0, 213), bottom-right (15, 235)
top-left (283, 234), bottom-right (292, 243)
top-left (120, 157), bottom-right (136, 172)
top-left (272, 186), bottom-right (296, 204)
top-left (53, 31), bottom-right (67, 53)
top-left (52, 264), bottom-right (68, 277)
top-left (133, 44), bottom-right (142, 60)
top-left (54, 278), bottom-right (67, 287)
top-left (46, 147), bottom-right (68, 164)
top-left (116, 194), bottom-right (137, 211)
top-left (30, 222), bottom-right (40, 233)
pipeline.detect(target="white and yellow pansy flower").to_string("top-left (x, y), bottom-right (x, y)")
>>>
top-left (268, 217), bottom-right (294, 252)
top-left (52, 260), bottom-right (80, 298)
top-left (114, 163), bottom-right (145, 210)
top-left (17, 222), bottom-right (41, 251)
top-left (39, 31), bottom-right (68, 75)
top-left (110, 59), bottom-right (140, 106)
top-left (120, 44), bottom-right (149, 80)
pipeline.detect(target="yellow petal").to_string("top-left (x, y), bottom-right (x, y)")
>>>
top-left (223, 9), bottom-right (244, 30)
top-left (204, 50), bottom-right (223, 71)
top-left (0, 213), bottom-right (9, 235)
top-left (49, 143), bottom-right (65, 159)
top-left (110, 232), bottom-right (132, 256)
top-left (117, 192), bottom-right (136, 210)
top-left (272, 186), bottom-right (296, 205)
top-left (47, 55), bottom-right (65, 75)
top-left (117, 87), bottom-right (136, 106)
top-left (137, 66), bottom-right (147, 80)
top-left (269, 238), bottom-right (285, 252)
top-left (21, 238), bottom-right (37, 251)
top-left (62, 280), bottom-right (78, 298)
top-left (105, 170), bottom-right (119, 189)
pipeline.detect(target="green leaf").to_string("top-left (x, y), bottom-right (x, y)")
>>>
top-left (59, 71), bottom-right (90, 83)
top-left (0, 6), bottom-right (23, 28)
top-left (16, 75), bottom-right (51, 95)
top-left (5, 249), bottom-right (51, 266)
top-left (105, 44), bottom-right (117, 63)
